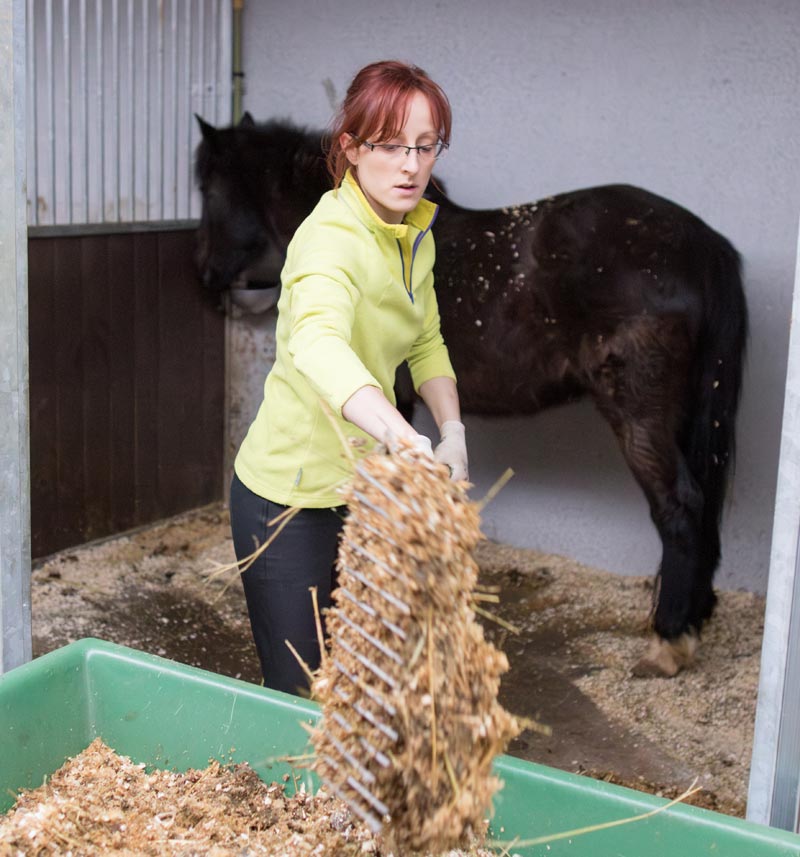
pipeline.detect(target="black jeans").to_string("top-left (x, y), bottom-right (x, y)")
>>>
top-left (229, 472), bottom-right (345, 696)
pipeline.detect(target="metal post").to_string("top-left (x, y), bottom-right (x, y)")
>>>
top-left (748, 217), bottom-right (800, 831)
top-left (232, 0), bottom-right (244, 123)
top-left (0, 0), bottom-right (32, 674)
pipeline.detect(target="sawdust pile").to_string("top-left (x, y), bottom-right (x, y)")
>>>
top-left (311, 449), bottom-right (520, 855)
top-left (0, 739), bottom-right (499, 856)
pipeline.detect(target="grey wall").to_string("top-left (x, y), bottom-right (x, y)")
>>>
top-left (233, 0), bottom-right (800, 593)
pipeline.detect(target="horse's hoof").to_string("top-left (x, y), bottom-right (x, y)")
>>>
top-left (631, 632), bottom-right (698, 678)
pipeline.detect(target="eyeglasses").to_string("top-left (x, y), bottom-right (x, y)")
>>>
top-left (356, 138), bottom-right (448, 162)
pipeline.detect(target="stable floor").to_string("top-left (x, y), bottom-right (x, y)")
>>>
top-left (30, 503), bottom-right (763, 818)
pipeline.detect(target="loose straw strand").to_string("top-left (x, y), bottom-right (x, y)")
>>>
top-left (319, 398), bottom-right (357, 466)
top-left (205, 505), bottom-right (302, 580)
top-left (477, 467), bottom-right (514, 511)
top-left (491, 778), bottom-right (703, 850)
top-left (284, 639), bottom-right (315, 684)
top-left (310, 585), bottom-right (327, 668)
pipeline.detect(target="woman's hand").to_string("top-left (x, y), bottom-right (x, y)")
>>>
top-left (434, 420), bottom-right (468, 481)
top-left (343, 380), bottom-right (467, 480)
top-left (418, 377), bottom-right (468, 482)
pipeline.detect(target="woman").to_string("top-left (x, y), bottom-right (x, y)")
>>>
top-left (230, 60), bottom-right (468, 695)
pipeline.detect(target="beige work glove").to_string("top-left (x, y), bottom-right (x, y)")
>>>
top-left (410, 434), bottom-right (434, 458)
top-left (434, 420), bottom-right (468, 482)
top-left (392, 433), bottom-right (433, 462)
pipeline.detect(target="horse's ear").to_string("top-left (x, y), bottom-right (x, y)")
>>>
top-left (239, 111), bottom-right (256, 128)
top-left (195, 114), bottom-right (218, 144)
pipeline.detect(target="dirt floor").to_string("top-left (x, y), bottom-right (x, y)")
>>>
top-left (29, 502), bottom-right (764, 819)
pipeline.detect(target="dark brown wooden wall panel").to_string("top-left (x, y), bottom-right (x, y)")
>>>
top-left (28, 229), bottom-right (225, 559)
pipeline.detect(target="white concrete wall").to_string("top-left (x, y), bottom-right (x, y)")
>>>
top-left (233, 0), bottom-right (800, 593)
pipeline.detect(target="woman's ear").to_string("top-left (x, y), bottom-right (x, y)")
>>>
top-left (340, 132), bottom-right (359, 166)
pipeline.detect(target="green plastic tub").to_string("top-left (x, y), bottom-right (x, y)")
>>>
top-left (1, 639), bottom-right (798, 855)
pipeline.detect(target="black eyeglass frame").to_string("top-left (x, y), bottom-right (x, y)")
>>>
top-left (354, 137), bottom-right (449, 159)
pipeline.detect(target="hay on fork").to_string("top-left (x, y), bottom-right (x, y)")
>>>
top-left (310, 445), bottom-right (520, 854)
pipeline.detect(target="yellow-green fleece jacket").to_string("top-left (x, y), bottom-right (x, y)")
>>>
top-left (234, 170), bottom-right (456, 508)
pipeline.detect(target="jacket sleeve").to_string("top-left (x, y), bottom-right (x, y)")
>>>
top-left (406, 269), bottom-right (457, 391)
top-left (285, 227), bottom-right (381, 416)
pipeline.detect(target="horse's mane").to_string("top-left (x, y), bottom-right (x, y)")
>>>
top-left (194, 114), bottom-right (333, 201)
top-left (195, 113), bottom-right (455, 209)
top-left (247, 117), bottom-right (330, 154)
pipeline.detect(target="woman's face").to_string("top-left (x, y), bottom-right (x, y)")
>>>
top-left (342, 92), bottom-right (438, 225)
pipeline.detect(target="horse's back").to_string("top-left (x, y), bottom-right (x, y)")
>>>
top-left (432, 181), bottom-right (744, 417)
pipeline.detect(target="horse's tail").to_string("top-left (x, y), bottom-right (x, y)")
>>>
top-left (685, 227), bottom-right (748, 575)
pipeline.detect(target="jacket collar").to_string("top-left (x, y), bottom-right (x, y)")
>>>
top-left (338, 169), bottom-right (438, 237)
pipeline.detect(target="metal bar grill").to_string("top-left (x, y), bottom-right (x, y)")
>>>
top-left (142, 0), bottom-right (150, 217)
top-left (25, 0), bottom-right (37, 222)
top-left (45, 3), bottom-right (55, 219)
top-left (170, 0), bottom-right (178, 218)
top-left (26, 0), bottom-right (232, 228)
top-left (95, 0), bottom-right (103, 219)
top-left (127, 0), bottom-right (134, 222)
top-left (62, 0), bottom-right (72, 221)
top-left (184, 0), bottom-right (192, 217)
top-left (80, 0), bottom-right (87, 220)
top-left (112, 0), bottom-right (119, 221)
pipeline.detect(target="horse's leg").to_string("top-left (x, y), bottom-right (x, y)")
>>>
top-left (620, 279), bottom-right (743, 675)
top-left (644, 486), bottom-right (723, 676)
top-left (691, 502), bottom-right (720, 626)
top-left (638, 442), bottom-right (707, 677)
top-left (596, 405), bottom-right (706, 676)
top-left (587, 315), bottom-right (720, 676)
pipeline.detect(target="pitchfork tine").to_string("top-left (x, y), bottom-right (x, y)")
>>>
top-left (326, 732), bottom-right (377, 785)
top-left (344, 540), bottom-right (404, 581)
top-left (337, 586), bottom-right (408, 641)
top-left (333, 658), bottom-right (397, 717)
top-left (349, 501), bottom-right (407, 540)
top-left (340, 565), bottom-right (411, 614)
top-left (334, 684), bottom-right (399, 742)
top-left (354, 467), bottom-right (414, 516)
top-left (331, 712), bottom-right (392, 768)
top-left (334, 634), bottom-right (398, 689)
top-left (337, 612), bottom-right (404, 665)
top-left (321, 758), bottom-right (385, 834)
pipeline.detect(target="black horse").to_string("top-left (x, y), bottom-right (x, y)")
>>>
top-left (195, 114), bottom-right (748, 677)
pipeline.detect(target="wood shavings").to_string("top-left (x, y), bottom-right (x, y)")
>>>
top-left (0, 739), bottom-right (498, 856)
top-left (28, 503), bottom-right (762, 818)
top-left (311, 447), bottom-right (520, 854)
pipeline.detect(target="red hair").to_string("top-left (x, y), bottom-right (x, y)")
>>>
top-left (325, 60), bottom-right (452, 188)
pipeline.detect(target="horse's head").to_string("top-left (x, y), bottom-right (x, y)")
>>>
top-left (194, 113), bottom-right (330, 311)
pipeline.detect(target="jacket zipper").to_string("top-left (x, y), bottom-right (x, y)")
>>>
top-left (396, 206), bottom-right (439, 304)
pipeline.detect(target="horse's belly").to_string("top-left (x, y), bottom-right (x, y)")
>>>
top-left (451, 351), bottom-right (583, 416)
